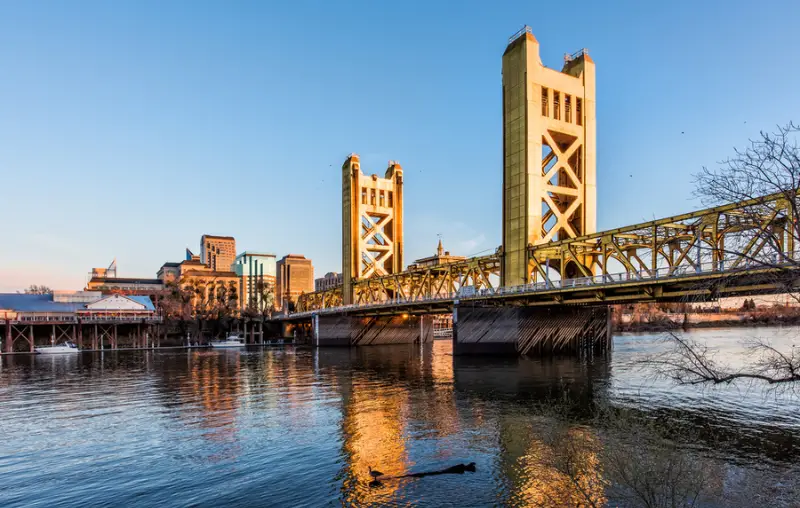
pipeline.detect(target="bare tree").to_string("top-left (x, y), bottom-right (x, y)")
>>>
top-left (598, 410), bottom-right (716, 508)
top-left (650, 123), bottom-right (800, 386)
top-left (694, 122), bottom-right (800, 275)
top-left (254, 279), bottom-right (275, 318)
top-left (160, 280), bottom-right (193, 340)
top-left (531, 403), bottom-right (719, 507)
top-left (649, 332), bottom-right (800, 386)
top-left (23, 285), bottom-right (53, 295)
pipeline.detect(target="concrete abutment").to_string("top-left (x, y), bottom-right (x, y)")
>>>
top-left (312, 314), bottom-right (433, 347)
top-left (453, 305), bottom-right (612, 356)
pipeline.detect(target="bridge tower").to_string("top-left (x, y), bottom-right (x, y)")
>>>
top-left (342, 154), bottom-right (404, 304)
top-left (501, 27), bottom-right (597, 286)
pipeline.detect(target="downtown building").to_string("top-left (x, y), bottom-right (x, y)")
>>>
top-left (201, 235), bottom-right (236, 272)
top-left (233, 252), bottom-right (276, 313)
top-left (315, 272), bottom-right (342, 291)
top-left (276, 254), bottom-right (314, 311)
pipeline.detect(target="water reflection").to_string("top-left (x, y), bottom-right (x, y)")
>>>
top-left (0, 333), bottom-right (798, 507)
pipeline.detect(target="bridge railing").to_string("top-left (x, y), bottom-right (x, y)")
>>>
top-left (285, 250), bottom-right (800, 319)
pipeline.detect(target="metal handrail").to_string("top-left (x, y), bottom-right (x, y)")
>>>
top-left (508, 26), bottom-right (533, 44)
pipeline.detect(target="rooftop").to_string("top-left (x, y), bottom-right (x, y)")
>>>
top-left (0, 293), bottom-right (155, 313)
top-left (201, 235), bottom-right (235, 241)
top-left (0, 294), bottom-right (85, 313)
top-left (180, 270), bottom-right (238, 278)
top-left (235, 251), bottom-right (276, 258)
top-left (89, 277), bottom-right (163, 285)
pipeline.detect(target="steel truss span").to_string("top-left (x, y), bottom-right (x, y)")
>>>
top-left (295, 192), bottom-right (800, 315)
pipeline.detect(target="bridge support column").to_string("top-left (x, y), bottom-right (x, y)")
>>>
top-left (312, 314), bottom-right (433, 347)
top-left (453, 305), bottom-right (611, 356)
top-left (4, 320), bottom-right (11, 353)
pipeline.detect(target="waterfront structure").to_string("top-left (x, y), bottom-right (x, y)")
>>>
top-left (501, 26), bottom-right (596, 285)
top-left (315, 272), bottom-right (342, 292)
top-left (233, 252), bottom-right (277, 312)
top-left (157, 262), bottom-right (181, 283)
top-left (86, 260), bottom-right (165, 305)
top-left (342, 154), bottom-right (404, 304)
top-left (276, 254), bottom-right (313, 311)
top-left (201, 235), bottom-right (236, 272)
top-left (407, 239), bottom-right (466, 270)
top-left (0, 291), bottom-right (160, 352)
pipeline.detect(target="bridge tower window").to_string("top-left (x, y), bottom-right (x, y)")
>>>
top-left (553, 91), bottom-right (560, 120)
top-left (565, 94), bottom-right (572, 123)
top-left (388, 191), bottom-right (393, 207)
top-left (361, 187), bottom-right (367, 205)
top-left (541, 87), bottom-right (549, 117)
top-left (576, 98), bottom-right (582, 126)
top-left (371, 188), bottom-right (376, 206)
top-left (379, 190), bottom-right (385, 207)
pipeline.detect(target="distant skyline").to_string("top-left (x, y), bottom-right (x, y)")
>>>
top-left (2, 0), bottom-right (799, 291)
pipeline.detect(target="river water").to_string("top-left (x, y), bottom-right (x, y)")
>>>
top-left (1, 327), bottom-right (799, 507)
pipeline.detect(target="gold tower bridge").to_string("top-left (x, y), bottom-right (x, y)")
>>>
top-left (274, 28), bottom-right (800, 355)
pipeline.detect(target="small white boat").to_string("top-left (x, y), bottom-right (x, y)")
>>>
top-left (35, 341), bottom-right (80, 354)
top-left (210, 334), bottom-right (246, 348)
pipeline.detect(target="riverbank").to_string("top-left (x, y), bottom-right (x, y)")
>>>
top-left (614, 311), bottom-right (800, 333)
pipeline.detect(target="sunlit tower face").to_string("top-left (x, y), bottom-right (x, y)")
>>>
top-left (341, 154), bottom-right (404, 304)
top-left (501, 27), bottom-right (597, 286)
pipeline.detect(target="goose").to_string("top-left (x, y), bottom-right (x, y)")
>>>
top-left (369, 466), bottom-right (384, 479)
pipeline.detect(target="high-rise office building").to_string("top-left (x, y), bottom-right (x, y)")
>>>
top-left (233, 252), bottom-right (277, 312)
top-left (276, 254), bottom-right (314, 311)
top-left (201, 235), bottom-right (236, 272)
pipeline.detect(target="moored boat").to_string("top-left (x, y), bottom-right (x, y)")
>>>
top-left (210, 334), bottom-right (246, 348)
top-left (35, 341), bottom-right (80, 354)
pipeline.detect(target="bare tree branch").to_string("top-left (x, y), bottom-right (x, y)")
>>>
top-left (645, 333), bottom-right (800, 385)
top-left (645, 123), bottom-right (800, 386)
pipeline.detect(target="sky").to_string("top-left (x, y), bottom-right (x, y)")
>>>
top-left (1, 0), bottom-right (799, 292)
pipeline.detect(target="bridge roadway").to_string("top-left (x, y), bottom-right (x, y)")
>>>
top-left (278, 256), bottom-right (798, 321)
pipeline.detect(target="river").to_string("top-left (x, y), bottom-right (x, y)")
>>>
top-left (1, 327), bottom-right (798, 507)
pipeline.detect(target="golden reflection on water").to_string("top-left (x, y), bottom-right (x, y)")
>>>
top-left (341, 376), bottom-right (411, 505)
top-left (185, 352), bottom-right (241, 445)
top-left (429, 340), bottom-right (454, 386)
top-left (518, 427), bottom-right (604, 507)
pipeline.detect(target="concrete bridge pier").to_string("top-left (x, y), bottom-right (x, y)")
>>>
top-left (452, 305), bottom-right (612, 356)
top-left (312, 314), bottom-right (434, 347)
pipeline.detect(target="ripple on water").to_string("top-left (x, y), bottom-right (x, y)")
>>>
top-left (0, 336), bottom-right (798, 507)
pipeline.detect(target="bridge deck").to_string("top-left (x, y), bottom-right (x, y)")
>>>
top-left (278, 259), bottom-right (796, 321)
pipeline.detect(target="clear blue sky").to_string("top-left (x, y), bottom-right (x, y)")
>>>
top-left (1, 0), bottom-right (798, 291)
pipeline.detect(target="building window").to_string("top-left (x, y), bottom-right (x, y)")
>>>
top-left (388, 191), bottom-right (393, 207)
top-left (361, 187), bottom-right (367, 205)
top-left (541, 87), bottom-right (549, 117)
top-left (379, 190), bottom-right (385, 207)
top-left (553, 91), bottom-right (560, 120)
top-left (565, 94), bottom-right (572, 123)
top-left (371, 189), bottom-right (376, 206)
top-left (576, 98), bottom-right (582, 126)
